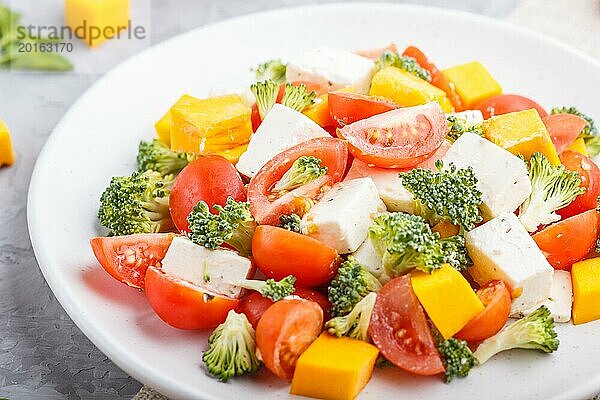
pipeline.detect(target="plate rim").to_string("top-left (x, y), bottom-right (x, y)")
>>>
top-left (27, 2), bottom-right (600, 399)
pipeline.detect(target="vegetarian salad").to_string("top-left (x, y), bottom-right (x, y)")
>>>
top-left (90, 43), bottom-right (600, 400)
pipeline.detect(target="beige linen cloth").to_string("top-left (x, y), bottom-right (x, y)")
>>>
top-left (133, 1), bottom-right (600, 399)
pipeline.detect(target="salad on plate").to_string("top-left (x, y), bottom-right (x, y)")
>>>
top-left (89, 43), bottom-right (600, 400)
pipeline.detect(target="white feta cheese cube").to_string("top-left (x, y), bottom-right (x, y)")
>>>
top-left (442, 131), bottom-right (532, 220)
top-left (447, 109), bottom-right (484, 125)
top-left (465, 212), bottom-right (554, 316)
top-left (345, 158), bottom-right (415, 213)
top-left (286, 46), bottom-right (375, 94)
top-left (351, 237), bottom-right (389, 283)
top-left (543, 270), bottom-right (573, 323)
top-left (301, 178), bottom-right (383, 254)
top-left (161, 236), bottom-right (253, 299)
top-left (236, 104), bottom-right (329, 178)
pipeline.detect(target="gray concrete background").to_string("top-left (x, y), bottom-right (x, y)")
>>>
top-left (0, 0), bottom-right (539, 399)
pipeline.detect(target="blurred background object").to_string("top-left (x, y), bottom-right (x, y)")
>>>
top-left (0, 1), bottom-right (598, 399)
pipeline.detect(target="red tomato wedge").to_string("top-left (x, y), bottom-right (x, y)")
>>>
top-left (558, 150), bottom-right (600, 219)
top-left (236, 288), bottom-right (332, 328)
top-left (90, 233), bottom-right (175, 289)
top-left (369, 276), bottom-right (444, 376)
top-left (328, 91), bottom-right (398, 127)
top-left (543, 114), bottom-right (588, 153)
top-left (533, 209), bottom-right (599, 270)
top-left (248, 137), bottom-right (347, 225)
top-left (144, 266), bottom-right (239, 329)
top-left (169, 156), bottom-right (246, 233)
top-left (337, 102), bottom-right (448, 169)
top-left (402, 46), bottom-right (464, 111)
top-left (355, 43), bottom-right (398, 59)
top-left (256, 299), bottom-right (323, 380)
top-left (455, 280), bottom-right (511, 342)
top-left (252, 225), bottom-right (341, 287)
top-left (474, 94), bottom-right (547, 119)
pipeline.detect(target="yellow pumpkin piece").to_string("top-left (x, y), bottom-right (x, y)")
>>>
top-left (572, 257), bottom-right (600, 325)
top-left (0, 119), bottom-right (15, 167)
top-left (303, 94), bottom-right (335, 127)
top-left (370, 66), bottom-right (454, 113)
top-left (566, 137), bottom-right (588, 156)
top-left (170, 94), bottom-right (252, 154)
top-left (483, 109), bottom-right (561, 165)
top-left (411, 264), bottom-right (484, 339)
top-left (441, 61), bottom-right (502, 108)
top-left (290, 333), bottom-right (379, 400)
top-left (217, 143), bottom-right (249, 164)
top-left (65, 0), bottom-right (130, 47)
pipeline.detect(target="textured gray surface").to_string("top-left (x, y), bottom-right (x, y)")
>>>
top-left (0, 1), bottom-right (519, 399)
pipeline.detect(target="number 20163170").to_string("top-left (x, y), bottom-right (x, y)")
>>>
top-left (18, 42), bottom-right (73, 53)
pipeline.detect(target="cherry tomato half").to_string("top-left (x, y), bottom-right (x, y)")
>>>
top-left (455, 280), bottom-right (511, 342)
top-left (90, 233), bottom-right (174, 289)
top-left (144, 266), bottom-right (239, 330)
top-left (256, 299), bottom-right (323, 380)
top-left (543, 113), bottom-right (588, 153)
top-left (328, 91), bottom-right (398, 127)
top-left (337, 102), bottom-right (447, 169)
top-left (369, 276), bottom-right (444, 376)
top-left (247, 137), bottom-right (347, 225)
top-left (533, 209), bottom-right (599, 270)
top-left (252, 225), bottom-right (341, 287)
top-left (558, 150), bottom-right (600, 219)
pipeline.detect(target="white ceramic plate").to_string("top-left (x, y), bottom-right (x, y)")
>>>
top-left (28, 3), bottom-right (600, 399)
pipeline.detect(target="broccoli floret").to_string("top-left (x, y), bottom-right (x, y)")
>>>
top-left (202, 310), bottom-right (261, 381)
top-left (250, 80), bottom-right (278, 120)
top-left (272, 156), bottom-right (327, 193)
top-left (325, 292), bottom-right (377, 342)
top-left (446, 115), bottom-right (484, 142)
top-left (187, 197), bottom-right (256, 256)
top-left (440, 235), bottom-right (472, 272)
top-left (437, 337), bottom-right (478, 383)
top-left (328, 257), bottom-right (382, 317)
top-left (400, 162), bottom-right (483, 231)
top-left (551, 106), bottom-right (597, 138)
top-left (280, 83), bottom-right (317, 112)
top-left (375, 51), bottom-right (432, 82)
top-left (136, 139), bottom-right (193, 176)
top-left (473, 305), bottom-right (559, 364)
top-left (279, 213), bottom-right (302, 233)
top-left (98, 170), bottom-right (174, 236)
top-left (232, 275), bottom-right (296, 301)
top-left (369, 212), bottom-right (445, 277)
top-left (254, 59), bottom-right (287, 84)
top-left (518, 152), bottom-right (585, 232)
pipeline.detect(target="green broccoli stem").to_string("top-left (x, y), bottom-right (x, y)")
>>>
top-left (232, 275), bottom-right (296, 302)
top-left (473, 306), bottom-right (559, 364)
top-left (225, 220), bottom-right (256, 257)
top-left (250, 80), bottom-right (278, 120)
top-left (280, 83), bottom-right (317, 112)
